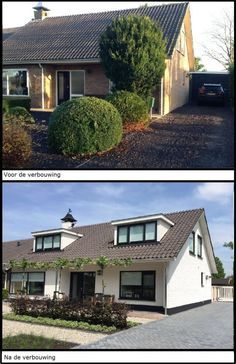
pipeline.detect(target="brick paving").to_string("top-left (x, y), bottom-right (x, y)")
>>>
top-left (78, 303), bottom-right (233, 349)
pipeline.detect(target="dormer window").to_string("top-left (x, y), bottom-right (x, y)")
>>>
top-left (118, 222), bottom-right (156, 245)
top-left (36, 234), bottom-right (61, 251)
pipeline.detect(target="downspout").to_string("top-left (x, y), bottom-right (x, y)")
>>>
top-left (160, 77), bottom-right (164, 116)
top-left (164, 263), bottom-right (168, 315)
top-left (39, 63), bottom-right (44, 110)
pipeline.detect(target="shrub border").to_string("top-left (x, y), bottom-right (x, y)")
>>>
top-left (3, 313), bottom-right (138, 333)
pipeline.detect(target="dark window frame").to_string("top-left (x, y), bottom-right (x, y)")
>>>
top-left (119, 271), bottom-right (156, 301)
top-left (9, 272), bottom-right (45, 296)
top-left (189, 231), bottom-right (195, 255)
top-left (35, 234), bottom-right (61, 252)
top-left (197, 235), bottom-right (203, 258)
top-left (117, 221), bottom-right (157, 245)
top-left (201, 272), bottom-right (204, 287)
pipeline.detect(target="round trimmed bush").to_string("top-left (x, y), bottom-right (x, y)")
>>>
top-left (106, 91), bottom-right (149, 125)
top-left (48, 97), bottom-right (123, 155)
top-left (3, 122), bottom-right (32, 168)
top-left (5, 106), bottom-right (35, 124)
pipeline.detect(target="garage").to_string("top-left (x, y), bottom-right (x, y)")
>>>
top-left (189, 71), bottom-right (230, 104)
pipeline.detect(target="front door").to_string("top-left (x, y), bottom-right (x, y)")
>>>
top-left (70, 272), bottom-right (95, 302)
top-left (57, 71), bottom-right (70, 105)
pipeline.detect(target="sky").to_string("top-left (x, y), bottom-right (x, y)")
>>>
top-left (2, 1), bottom-right (234, 71)
top-left (3, 182), bottom-right (234, 276)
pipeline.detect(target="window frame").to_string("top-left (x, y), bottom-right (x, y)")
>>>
top-left (201, 272), bottom-right (204, 287)
top-left (3, 68), bottom-right (29, 97)
top-left (119, 271), bottom-right (156, 301)
top-left (188, 231), bottom-right (195, 255)
top-left (35, 234), bottom-right (61, 252)
top-left (117, 221), bottom-right (157, 245)
top-left (9, 272), bottom-right (45, 296)
top-left (56, 69), bottom-right (85, 106)
top-left (197, 235), bottom-right (203, 258)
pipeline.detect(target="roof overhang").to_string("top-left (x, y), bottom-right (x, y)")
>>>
top-left (3, 58), bottom-right (101, 65)
top-left (31, 228), bottom-right (82, 237)
top-left (111, 214), bottom-right (174, 226)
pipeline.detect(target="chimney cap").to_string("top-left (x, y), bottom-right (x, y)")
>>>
top-left (61, 209), bottom-right (77, 223)
top-left (33, 1), bottom-right (50, 11)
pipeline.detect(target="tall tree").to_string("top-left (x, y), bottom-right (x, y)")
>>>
top-left (212, 256), bottom-right (226, 279)
top-left (203, 7), bottom-right (234, 69)
top-left (194, 57), bottom-right (207, 72)
top-left (99, 15), bottom-right (166, 98)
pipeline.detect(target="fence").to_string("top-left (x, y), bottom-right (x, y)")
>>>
top-left (212, 286), bottom-right (234, 302)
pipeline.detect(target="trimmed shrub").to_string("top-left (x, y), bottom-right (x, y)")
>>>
top-left (107, 91), bottom-right (149, 125)
top-left (3, 97), bottom-right (31, 111)
top-left (3, 122), bottom-right (32, 168)
top-left (2, 289), bottom-right (9, 300)
top-left (48, 97), bottom-right (122, 156)
top-left (10, 298), bottom-right (128, 329)
top-left (4, 107), bottom-right (35, 125)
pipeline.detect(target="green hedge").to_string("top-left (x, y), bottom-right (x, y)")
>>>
top-left (2, 289), bottom-right (9, 300)
top-left (3, 97), bottom-right (31, 112)
top-left (106, 91), bottom-right (149, 125)
top-left (48, 97), bottom-right (123, 155)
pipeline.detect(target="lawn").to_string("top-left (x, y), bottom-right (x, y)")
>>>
top-left (3, 334), bottom-right (76, 350)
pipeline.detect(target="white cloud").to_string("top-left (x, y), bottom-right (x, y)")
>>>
top-left (94, 184), bottom-right (126, 197)
top-left (196, 183), bottom-right (234, 204)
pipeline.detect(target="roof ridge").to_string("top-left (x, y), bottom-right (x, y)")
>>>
top-left (164, 208), bottom-right (204, 216)
top-left (39, 2), bottom-right (189, 21)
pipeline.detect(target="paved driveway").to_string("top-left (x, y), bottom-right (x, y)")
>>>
top-left (77, 303), bottom-right (233, 349)
top-left (27, 104), bottom-right (234, 169)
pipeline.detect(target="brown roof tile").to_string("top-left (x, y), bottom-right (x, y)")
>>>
top-left (3, 208), bottom-right (204, 264)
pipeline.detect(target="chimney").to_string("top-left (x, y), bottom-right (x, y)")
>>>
top-left (33, 2), bottom-right (50, 21)
top-left (61, 209), bottom-right (77, 229)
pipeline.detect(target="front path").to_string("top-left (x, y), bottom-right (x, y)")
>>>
top-left (77, 303), bottom-right (234, 349)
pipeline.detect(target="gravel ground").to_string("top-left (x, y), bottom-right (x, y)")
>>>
top-left (20, 104), bottom-right (234, 169)
top-left (3, 320), bottom-right (107, 345)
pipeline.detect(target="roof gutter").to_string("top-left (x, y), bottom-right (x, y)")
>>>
top-left (3, 58), bottom-right (101, 65)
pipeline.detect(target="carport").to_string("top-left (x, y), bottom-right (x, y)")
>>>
top-left (189, 71), bottom-right (230, 104)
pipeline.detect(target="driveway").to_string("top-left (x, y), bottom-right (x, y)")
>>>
top-left (27, 104), bottom-right (234, 169)
top-left (77, 303), bottom-right (233, 349)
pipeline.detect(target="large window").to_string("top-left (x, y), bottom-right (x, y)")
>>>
top-left (3, 69), bottom-right (28, 96)
top-left (71, 71), bottom-right (85, 98)
top-left (117, 222), bottom-right (156, 244)
top-left (10, 272), bottom-right (45, 295)
top-left (188, 232), bottom-right (195, 255)
top-left (197, 235), bottom-right (203, 258)
top-left (35, 234), bottom-right (61, 251)
top-left (120, 271), bottom-right (155, 301)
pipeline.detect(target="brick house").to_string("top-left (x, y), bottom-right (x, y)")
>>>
top-left (3, 2), bottom-right (195, 115)
top-left (3, 208), bottom-right (217, 314)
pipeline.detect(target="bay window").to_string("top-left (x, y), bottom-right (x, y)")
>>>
top-left (117, 222), bottom-right (156, 244)
top-left (120, 271), bottom-right (155, 301)
top-left (3, 69), bottom-right (28, 96)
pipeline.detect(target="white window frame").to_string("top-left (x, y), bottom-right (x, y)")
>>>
top-left (3, 69), bottom-right (29, 97)
top-left (56, 70), bottom-right (85, 106)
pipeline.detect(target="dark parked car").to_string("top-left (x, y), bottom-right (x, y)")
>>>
top-left (198, 83), bottom-right (225, 106)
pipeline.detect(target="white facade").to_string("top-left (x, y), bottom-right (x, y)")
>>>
top-left (166, 220), bottom-right (212, 309)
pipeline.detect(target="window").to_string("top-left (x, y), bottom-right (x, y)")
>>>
top-left (71, 71), bottom-right (84, 98)
top-left (10, 272), bottom-right (44, 295)
top-left (3, 69), bottom-right (28, 96)
top-left (197, 235), bottom-right (203, 258)
top-left (201, 272), bottom-right (204, 287)
top-left (120, 271), bottom-right (155, 301)
top-left (117, 222), bottom-right (156, 245)
top-left (188, 232), bottom-right (195, 255)
top-left (36, 234), bottom-right (61, 251)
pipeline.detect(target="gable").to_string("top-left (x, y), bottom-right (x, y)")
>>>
top-left (3, 3), bottom-right (189, 63)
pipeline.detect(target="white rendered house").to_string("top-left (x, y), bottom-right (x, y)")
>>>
top-left (3, 208), bottom-right (217, 314)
